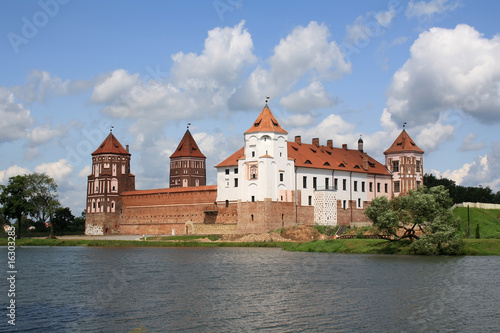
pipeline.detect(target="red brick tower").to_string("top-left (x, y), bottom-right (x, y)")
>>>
top-left (85, 132), bottom-right (135, 235)
top-left (170, 129), bottom-right (206, 188)
top-left (384, 129), bottom-right (424, 197)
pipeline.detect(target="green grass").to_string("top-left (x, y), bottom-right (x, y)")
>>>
top-left (281, 239), bottom-right (412, 254)
top-left (148, 235), bottom-right (221, 241)
top-left (454, 207), bottom-right (500, 238)
top-left (463, 239), bottom-right (500, 255)
top-left (0, 238), bottom-right (285, 248)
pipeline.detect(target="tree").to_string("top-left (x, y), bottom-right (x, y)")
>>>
top-left (72, 211), bottom-right (86, 234)
top-left (26, 173), bottom-right (60, 238)
top-left (52, 207), bottom-right (74, 236)
top-left (0, 175), bottom-right (33, 238)
top-left (365, 185), bottom-right (464, 255)
top-left (0, 173), bottom-right (60, 238)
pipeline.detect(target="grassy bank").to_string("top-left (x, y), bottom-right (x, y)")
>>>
top-left (2, 236), bottom-right (500, 255)
top-left (454, 207), bottom-right (500, 238)
top-left (0, 238), bottom-right (285, 248)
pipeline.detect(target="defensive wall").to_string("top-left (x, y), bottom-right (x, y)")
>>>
top-left (86, 185), bottom-right (372, 235)
top-left (452, 202), bottom-right (500, 210)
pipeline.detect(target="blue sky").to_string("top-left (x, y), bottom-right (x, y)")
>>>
top-left (1, 0), bottom-right (500, 215)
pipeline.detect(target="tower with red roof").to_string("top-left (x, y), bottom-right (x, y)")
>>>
top-left (85, 132), bottom-right (135, 235)
top-left (169, 129), bottom-right (206, 188)
top-left (384, 129), bottom-right (424, 196)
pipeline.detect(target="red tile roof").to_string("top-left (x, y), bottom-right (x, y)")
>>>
top-left (215, 147), bottom-right (244, 168)
top-left (216, 143), bottom-right (391, 176)
top-left (170, 129), bottom-right (206, 159)
top-left (244, 105), bottom-right (288, 134)
top-left (384, 129), bottom-right (424, 155)
top-left (92, 133), bottom-right (130, 156)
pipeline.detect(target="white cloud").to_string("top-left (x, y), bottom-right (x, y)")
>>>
top-left (91, 21), bottom-right (257, 134)
top-left (0, 88), bottom-right (34, 143)
top-left (171, 20), bottom-right (256, 85)
top-left (28, 123), bottom-right (71, 146)
top-left (78, 165), bottom-right (91, 178)
top-left (229, 21), bottom-right (351, 111)
top-left (90, 69), bottom-right (139, 104)
top-left (459, 133), bottom-right (486, 152)
top-left (436, 143), bottom-right (500, 191)
top-left (0, 165), bottom-right (31, 184)
top-left (406, 0), bottom-right (459, 19)
top-left (415, 121), bottom-right (455, 153)
top-left (11, 70), bottom-right (89, 104)
top-left (281, 114), bottom-right (316, 128)
top-left (34, 159), bottom-right (74, 184)
top-left (279, 81), bottom-right (337, 113)
top-left (385, 24), bottom-right (500, 127)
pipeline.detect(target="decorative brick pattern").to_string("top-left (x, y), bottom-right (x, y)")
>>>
top-left (314, 190), bottom-right (337, 226)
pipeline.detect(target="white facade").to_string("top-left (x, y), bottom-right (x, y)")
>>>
top-left (216, 130), bottom-right (295, 203)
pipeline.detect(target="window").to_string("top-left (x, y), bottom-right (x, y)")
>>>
top-left (392, 161), bottom-right (399, 172)
top-left (417, 180), bottom-right (421, 188)
top-left (313, 177), bottom-right (317, 190)
top-left (385, 183), bottom-right (388, 193)
top-left (250, 165), bottom-right (258, 179)
top-left (303, 176), bottom-right (307, 189)
top-left (280, 173), bottom-right (284, 182)
top-left (362, 181), bottom-right (365, 192)
top-left (334, 178), bottom-right (338, 191)
top-left (354, 181), bottom-right (358, 192)
top-left (369, 182), bottom-right (373, 192)
top-left (416, 160), bottom-right (421, 173)
top-left (377, 183), bottom-right (381, 192)
top-left (394, 181), bottom-right (400, 193)
top-left (251, 196), bottom-right (255, 202)
top-left (234, 168), bottom-right (238, 174)
top-left (225, 169), bottom-right (230, 175)
top-left (225, 200), bottom-right (229, 208)
top-left (343, 200), bottom-right (347, 209)
top-left (252, 151), bottom-right (255, 157)
top-left (234, 178), bottom-right (238, 187)
top-left (308, 196), bottom-right (312, 205)
top-left (325, 178), bottom-right (329, 190)
top-left (358, 198), bottom-right (361, 208)
top-left (343, 179), bottom-right (347, 191)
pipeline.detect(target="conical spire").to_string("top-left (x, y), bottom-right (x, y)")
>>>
top-left (170, 129), bottom-right (206, 158)
top-left (92, 133), bottom-right (130, 155)
top-left (384, 129), bottom-right (424, 155)
top-left (244, 104), bottom-right (288, 134)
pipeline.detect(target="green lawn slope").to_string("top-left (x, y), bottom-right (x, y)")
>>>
top-left (453, 207), bottom-right (500, 238)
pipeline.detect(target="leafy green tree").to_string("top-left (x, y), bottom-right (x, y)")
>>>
top-left (0, 173), bottom-right (60, 238)
top-left (0, 175), bottom-right (33, 238)
top-left (71, 211), bottom-right (86, 234)
top-left (52, 207), bottom-right (74, 235)
top-left (365, 186), bottom-right (464, 254)
top-left (26, 173), bottom-right (60, 238)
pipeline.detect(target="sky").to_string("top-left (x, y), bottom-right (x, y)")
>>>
top-left (1, 0), bottom-right (500, 215)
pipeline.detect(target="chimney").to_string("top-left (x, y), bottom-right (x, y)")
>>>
top-left (327, 139), bottom-right (333, 149)
top-left (295, 136), bottom-right (301, 145)
top-left (312, 138), bottom-right (319, 147)
top-left (362, 153), bottom-right (369, 171)
top-left (342, 144), bottom-right (348, 150)
top-left (126, 144), bottom-right (129, 152)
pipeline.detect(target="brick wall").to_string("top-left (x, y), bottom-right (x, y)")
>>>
top-left (337, 200), bottom-right (371, 225)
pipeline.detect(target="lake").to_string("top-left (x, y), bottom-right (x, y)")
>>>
top-left (1, 247), bottom-right (499, 332)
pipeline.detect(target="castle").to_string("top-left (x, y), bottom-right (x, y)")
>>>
top-left (85, 105), bottom-right (424, 235)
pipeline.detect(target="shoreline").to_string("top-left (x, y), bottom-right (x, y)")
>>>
top-left (1, 236), bottom-right (499, 255)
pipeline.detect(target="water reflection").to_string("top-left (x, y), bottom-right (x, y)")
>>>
top-left (1, 247), bottom-right (498, 332)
